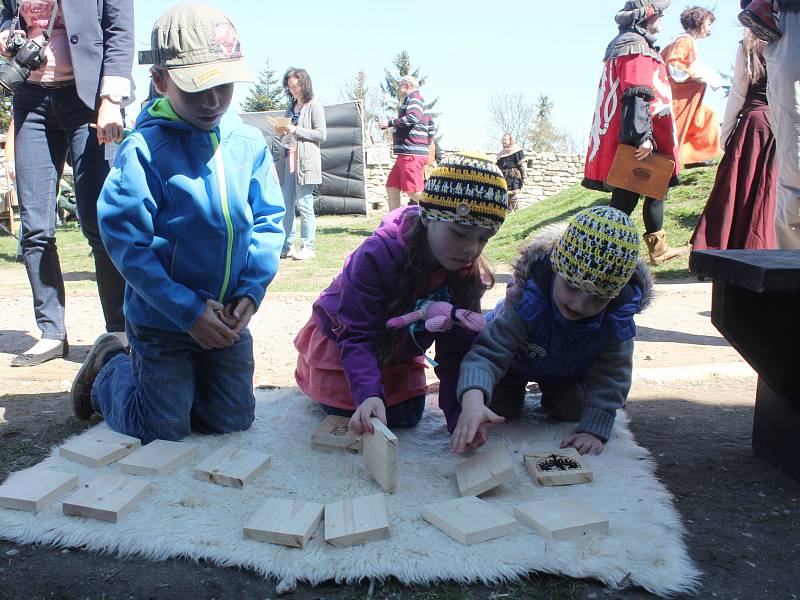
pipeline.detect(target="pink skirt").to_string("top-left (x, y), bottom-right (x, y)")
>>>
top-left (294, 316), bottom-right (427, 410)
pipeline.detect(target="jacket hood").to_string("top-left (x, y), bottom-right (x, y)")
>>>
top-left (510, 222), bottom-right (654, 312)
top-left (135, 97), bottom-right (238, 139)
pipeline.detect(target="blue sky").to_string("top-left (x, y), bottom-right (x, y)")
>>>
top-left (131, 1), bottom-right (745, 151)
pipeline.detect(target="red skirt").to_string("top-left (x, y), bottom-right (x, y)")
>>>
top-left (294, 316), bottom-right (427, 411)
top-left (691, 103), bottom-right (777, 250)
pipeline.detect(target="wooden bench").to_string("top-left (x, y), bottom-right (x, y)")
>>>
top-left (690, 250), bottom-right (800, 480)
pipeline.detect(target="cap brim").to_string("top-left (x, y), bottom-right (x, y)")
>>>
top-left (167, 59), bottom-right (254, 93)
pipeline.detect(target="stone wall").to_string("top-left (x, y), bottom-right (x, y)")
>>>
top-left (364, 145), bottom-right (585, 210)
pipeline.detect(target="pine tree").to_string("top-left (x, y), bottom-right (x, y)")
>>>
top-left (241, 57), bottom-right (284, 112)
top-left (380, 51), bottom-right (438, 115)
top-left (526, 94), bottom-right (574, 153)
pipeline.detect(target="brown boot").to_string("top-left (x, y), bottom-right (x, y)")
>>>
top-left (643, 230), bottom-right (690, 265)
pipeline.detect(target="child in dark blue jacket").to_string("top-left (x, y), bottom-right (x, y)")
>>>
top-left (453, 206), bottom-right (652, 455)
top-left (69, 5), bottom-right (284, 443)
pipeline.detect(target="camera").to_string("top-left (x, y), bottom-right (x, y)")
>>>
top-left (0, 34), bottom-right (45, 95)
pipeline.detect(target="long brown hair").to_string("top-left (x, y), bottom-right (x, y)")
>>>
top-left (376, 211), bottom-right (495, 365)
top-left (742, 31), bottom-right (767, 85)
top-left (282, 68), bottom-right (314, 104)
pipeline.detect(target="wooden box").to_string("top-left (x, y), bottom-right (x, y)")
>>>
top-left (193, 446), bottom-right (271, 488)
top-left (523, 447), bottom-right (593, 486)
top-left (0, 469), bottom-right (78, 513)
top-left (244, 497), bottom-right (324, 548)
top-left (62, 473), bottom-right (151, 523)
top-left (455, 444), bottom-right (516, 497)
top-left (363, 418), bottom-right (397, 493)
top-left (514, 498), bottom-right (608, 541)
top-left (324, 493), bottom-right (390, 548)
top-left (311, 415), bottom-right (361, 453)
top-left (422, 496), bottom-right (517, 545)
top-left (60, 429), bottom-right (141, 468)
top-left (605, 144), bottom-right (675, 201)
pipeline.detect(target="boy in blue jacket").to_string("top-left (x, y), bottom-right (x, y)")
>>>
top-left (453, 206), bottom-right (652, 455)
top-left (70, 5), bottom-right (285, 443)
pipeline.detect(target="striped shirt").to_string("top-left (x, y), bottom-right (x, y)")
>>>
top-left (390, 90), bottom-right (434, 156)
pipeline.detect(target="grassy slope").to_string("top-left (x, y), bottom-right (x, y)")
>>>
top-left (484, 162), bottom-right (718, 278)
top-left (0, 163), bottom-right (716, 292)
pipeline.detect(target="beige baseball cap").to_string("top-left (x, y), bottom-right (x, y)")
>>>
top-left (138, 4), bottom-right (254, 93)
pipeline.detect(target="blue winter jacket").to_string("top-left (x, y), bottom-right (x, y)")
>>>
top-left (98, 98), bottom-right (286, 333)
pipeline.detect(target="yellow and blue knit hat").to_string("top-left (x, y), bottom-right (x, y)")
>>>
top-left (419, 152), bottom-right (509, 231)
top-left (550, 206), bottom-right (640, 299)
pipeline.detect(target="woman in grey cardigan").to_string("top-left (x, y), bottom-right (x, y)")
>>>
top-left (277, 68), bottom-right (326, 260)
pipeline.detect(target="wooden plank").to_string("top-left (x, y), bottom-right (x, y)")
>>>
top-left (60, 429), bottom-right (141, 468)
top-left (422, 496), bottom-right (517, 545)
top-left (243, 497), bottom-right (324, 548)
top-left (523, 448), bottom-right (593, 486)
top-left (362, 418), bottom-right (397, 493)
top-left (324, 493), bottom-right (390, 548)
top-left (513, 498), bottom-right (609, 541)
top-left (0, 469), bottom-right (78, 513)
top-left (62, 473), bottom-right (151, 523)
top-left (311, 415), bottom-right (362, 453)
top-left (193, 446), bottom-right (271, 488)
top-left (455, 444), bottom-right (516, 497)
top-left (117, 439), bottom-right (199, 477)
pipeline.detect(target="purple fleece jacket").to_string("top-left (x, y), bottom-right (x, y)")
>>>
top-left (311, 206), bottom-right (477, 432)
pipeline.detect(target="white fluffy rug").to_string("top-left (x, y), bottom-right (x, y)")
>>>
top-left (0, 389), bottom-right (700, 596)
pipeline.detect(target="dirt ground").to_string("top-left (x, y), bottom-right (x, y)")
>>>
top-left (0, 269), bottom-right (799, 600)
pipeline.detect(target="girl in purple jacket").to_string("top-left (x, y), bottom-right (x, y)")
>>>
top-left (294, 153), bottom-right (509, 436)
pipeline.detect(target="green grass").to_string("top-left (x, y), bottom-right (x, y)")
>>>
top-left (484, 162), bottom-right (718, 279)
top-left (0, 164), bottom-right (717, 292)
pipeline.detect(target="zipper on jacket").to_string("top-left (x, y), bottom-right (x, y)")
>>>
top-left (210, 131), bottom-right (234, 303)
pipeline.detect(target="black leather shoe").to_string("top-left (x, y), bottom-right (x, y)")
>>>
top-left (10, 339), bottom-right (69, 367)
top-left (71, 334), bottom-right (125, 420)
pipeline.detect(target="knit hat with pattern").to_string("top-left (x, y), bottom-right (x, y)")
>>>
top-left (550, 206), bottom-right (640, 299)
top-left (419, 152), bottom-right (509, 232)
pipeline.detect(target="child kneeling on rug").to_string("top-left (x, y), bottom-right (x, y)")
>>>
top-left (295, 153), bottom-right (509, 435)
top-left (452, 206), bottom-right (652, 455)
top-left (69, 5), bottom-right (285, 443)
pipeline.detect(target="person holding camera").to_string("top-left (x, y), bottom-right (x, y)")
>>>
top-left (0, 0), bottom-right (134, 366)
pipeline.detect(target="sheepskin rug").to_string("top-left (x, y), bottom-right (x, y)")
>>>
top-left (0, 388), bottom-right (700, 596)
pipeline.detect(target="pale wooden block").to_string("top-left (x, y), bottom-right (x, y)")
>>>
top-left (193, 446), bottom-right (271, 488)
top-left (60, 429), bottom-right (141, 468)
top-left (422, 496), bottom-right (518, 545)
top-left (243, 497), bottom-right (324, 547)
top-left (62, 473), bottom-right (151, 523)
top-left (311, 415), bottom-right (361, 453)
top-left (0, 469), bottom-right (78, 513)
top-left (455, 444), bottom-right (517, 497)
top-left (523, 447), bottom-right (593, 486)
top-left (324, 492), bottom-right (390, 548)
top-left (117, 439), bottom-right (199, 477)
top-left (513, 498), bottom-right (609, 541)
top-left (362, 418), bottom-right (397, 493)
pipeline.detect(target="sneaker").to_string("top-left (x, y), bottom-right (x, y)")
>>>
top-left (293, 246), bottom-right (315, 261)
top-left (71, 333), bottom-right (125, 420)
top-left (739, 0), bottom-right (781, 42)
top-left (280, 247), bottom-right (296, 259)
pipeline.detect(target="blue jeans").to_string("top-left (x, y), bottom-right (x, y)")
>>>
top-left (13, 83), bottom-right (125, 339)
top-left (281, 159), bottom-right (316, 252)
top-left (91, 322), bottom-right (256, 444)
top-left (320, 395), bottom-right (425, 429)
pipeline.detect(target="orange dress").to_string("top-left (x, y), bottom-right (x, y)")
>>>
top-left (661, 34), bottom-right (721, 166)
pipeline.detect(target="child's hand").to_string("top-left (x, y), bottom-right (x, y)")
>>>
top-left (450, 390), bottom-right (505, 454)
top-left (561, 432), bottom-right (604, 455)
top-left (349, 396), bottom-right (387, 436)
top-left (223, 297), bottom-right (255, 334)
top-left (188, 299), bottom-right (240, 350)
